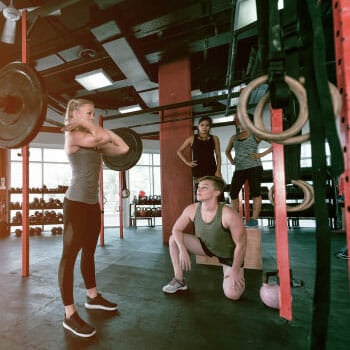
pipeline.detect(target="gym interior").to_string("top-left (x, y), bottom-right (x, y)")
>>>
top-left (0, 1), bottom-right (349, 349)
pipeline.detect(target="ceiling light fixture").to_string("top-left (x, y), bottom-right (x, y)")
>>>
top-left (118, 105), bottom-right (142, 114)
top-left (75, 68), bottom-right (113, 90)
top-left (213, 115), bottom-right (234, 124)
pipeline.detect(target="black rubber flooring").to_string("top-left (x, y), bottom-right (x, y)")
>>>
top-left (0, 224), bottom-right (349, 350)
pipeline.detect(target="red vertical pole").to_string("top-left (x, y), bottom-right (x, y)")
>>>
top-left (0, 149), bottom-right (8, 236)
top-left (118, 171), bottom-right (123, 239)
top-left (271, 107), bottom-right (292, 320)
top-left (21, 11), bottom-right (29, 277)
top-left (98, 116), bottom-right (104, 246)
top-left (244, 181), bottom-right (250, 221)
top-left (158, 57), bottom-right (193, 244)
top-left (332, 0), bottom-right (350, 276)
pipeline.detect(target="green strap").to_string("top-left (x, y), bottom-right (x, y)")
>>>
top-left (298, 1), bottom-right (344, 349)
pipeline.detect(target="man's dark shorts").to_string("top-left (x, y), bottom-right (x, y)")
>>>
top-left (199, 238), bottom-right (233, 266)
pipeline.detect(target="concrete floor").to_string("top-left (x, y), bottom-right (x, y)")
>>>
top-left (0, 224), bottom-right (349, 350)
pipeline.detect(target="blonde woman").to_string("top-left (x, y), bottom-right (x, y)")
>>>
top-left (59, 98), bottom-right (129, 337)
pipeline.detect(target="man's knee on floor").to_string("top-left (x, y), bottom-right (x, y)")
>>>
top-left (223, 280), bottom-right (245, 301)
top-left (223, 287), bottom-right (244, 300)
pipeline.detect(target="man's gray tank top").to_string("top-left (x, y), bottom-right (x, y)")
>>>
top-left (194, 202), bottom-right (235, 258)
top-left (65, 147), bottom-right (101, 204)
top-left (234, 134), bottom-right (261, 171)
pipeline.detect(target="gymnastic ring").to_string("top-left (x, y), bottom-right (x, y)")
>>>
top-left (278, 82), bottom-right (341, 145)
top-left (253, 92), bottom-right (309, 145)
top-left (302, 180), bottom-right (314, 209)
top-left (238, 75), bottom-right (308, 142)
top-left (268, 179), bottom-right (314, 212)
top-left (253, 81), bottom-right (342, 145)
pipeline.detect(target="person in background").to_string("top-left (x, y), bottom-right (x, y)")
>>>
top-left (162, 176), bottom-right (246, 300)
top-left (225, 115), bottom-right (272, 227)
top-left (177, 116), bottom-right (223, 201)
top-left (59, 98), bottom-right (129, 338)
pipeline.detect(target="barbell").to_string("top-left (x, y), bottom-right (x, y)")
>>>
top-left (0, 62), bottom-right (142, 171)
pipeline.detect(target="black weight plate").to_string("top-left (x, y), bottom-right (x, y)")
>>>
top-left (0, 61), bottom-right (47, 148)
top-left (102, 128), bottom-right (143, 171)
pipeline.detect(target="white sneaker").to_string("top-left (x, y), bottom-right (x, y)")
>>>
top-left (162, 277), bottom-right (188, 294)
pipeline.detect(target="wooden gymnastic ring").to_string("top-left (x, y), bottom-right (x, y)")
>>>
top-left (238, 75), bottom-right (308, 142)
top-left (254, 92), bottom-right (309, 145)
top-left (268, 179), bottom-right (314, 212)
top-left (252, 81), bottom-right (341, 145)
top-left (279, 82), bottom-right (341, 145)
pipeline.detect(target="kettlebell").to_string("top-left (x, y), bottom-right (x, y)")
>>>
top-left (259, 271), bottom-right (280, 309)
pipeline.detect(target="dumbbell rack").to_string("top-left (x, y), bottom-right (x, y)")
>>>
top-left (8, 186), bottom-right (67, 237)
top-left (129, 195), bottom-right (162, 227)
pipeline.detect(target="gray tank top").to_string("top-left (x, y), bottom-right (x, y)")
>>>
top-left (234, 134), bottom-right (261, 171)
top-left (194, 202), bottom-right (235, 258)
top-left (65, 147), bottom-right (101, 204)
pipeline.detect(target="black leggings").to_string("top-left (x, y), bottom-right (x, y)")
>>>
top-left (58, 198), bottom-right (101, 306)
top-left (230, 166), bottom-right (263, 199)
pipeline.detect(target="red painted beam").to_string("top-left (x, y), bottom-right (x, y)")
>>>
top-left (21, 11), bottom-right (29, 277)
top-left (98, 116), bottom-right (105, 245)
top-left (332, 0), bottom-right (350, 276)
top-left (271, 107), bottom-right (292, 320)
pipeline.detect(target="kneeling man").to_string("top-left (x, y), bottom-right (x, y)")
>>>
top-left (162, 176), bottom-right (246, 300)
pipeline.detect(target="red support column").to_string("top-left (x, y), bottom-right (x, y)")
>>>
top-left (271, 107), bottom-right (292, 320)
top-left (332, 0), bottom-right (350, 275)
top-left (21, 11), bottom-right (30, 277)
top-left (158, 57), bottom-right (193, 244)
top-left (118, 171), bottom-right (124, 239)
top-left (98, 116), bottom-right (105, 246)
top-left (243, 181), bottom-right (250, 221)
top-left (0, 149), bottom-right (9, 237)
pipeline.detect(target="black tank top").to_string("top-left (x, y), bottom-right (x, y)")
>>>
top-left (191, 135), bottom-right (217, 178)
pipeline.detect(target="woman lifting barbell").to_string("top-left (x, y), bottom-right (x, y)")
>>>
top-left (58, 98), bottom-right (129, 338)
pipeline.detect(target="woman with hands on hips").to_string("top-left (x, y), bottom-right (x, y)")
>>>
top-left (225, 115), bottom-right (272, 227)
top-left (177, 117), bottom-right (222, 195)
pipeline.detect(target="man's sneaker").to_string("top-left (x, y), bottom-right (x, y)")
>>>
top-left (162, 277), bottom-right (188, 294)
top-left (63, 312), bottom-right (96, 338)
top-left (336, 248), bottom-right (349, 260)
top-left (336, 251), bottom-right (350, 260)
top-left (245, 218), bottom-right (259, 227)
top-left (85, 293), bottom-right (118, 311)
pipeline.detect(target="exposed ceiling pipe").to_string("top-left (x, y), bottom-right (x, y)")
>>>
top-left (103, 91), bottom-right (241, 121)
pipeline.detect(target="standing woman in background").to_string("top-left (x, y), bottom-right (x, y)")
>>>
top-left (177, 116), bottom-right (223, 200)
top-left (59, 98), bottom-right (129, 338)
top-left (225, 115), bottom-right (272, 227)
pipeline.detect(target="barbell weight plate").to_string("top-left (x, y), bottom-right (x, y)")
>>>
top-left (102, 128), bottom-right (143, 171)
top-left (0, 61), bottom-right (47, 149)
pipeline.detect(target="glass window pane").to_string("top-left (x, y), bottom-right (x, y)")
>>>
top-left (43, 163), bottom-right (71, 188)
top-left (137, 153), bottom-right (150, 165)
top-left (10, 162), bottom-right (22, 188)
top-left (129, 166), bottom-right (151, 199)
top-left (153, 153), bottom-right (160, 165)
top-left (29, 163), bottom-right (43, 188)
top-left (153, 166), bottom-right (161, 195)
top-left (29, 148), bottom-right (42, 161)
top-left (102, 169), bottom-right (120, 226)
top-left (10, 149), bottom-right (22, 161)
top-left (44, 149), bottom-right (68, 162)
